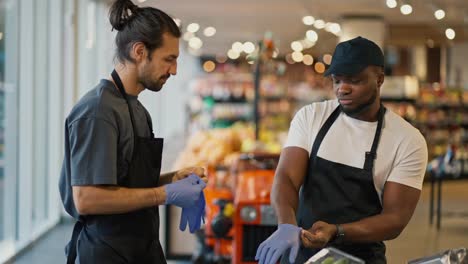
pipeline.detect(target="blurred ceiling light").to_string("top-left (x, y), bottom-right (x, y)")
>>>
top-left (243, 42), bottom-right (256, 53)
top-left (138, 0), bottom-right (146, 2)
top-left (303, 54), bottom-right (314, 65)
top-left (314, 62), bottom-right (326, 73)
top-left (292, 51), bottom-right (304, 62)
top-left (187, 23), bottom-right (200, 33)
top-left (323, 54), bottom-right (333, 65)
top-left (173, 18), bottom-right (181, 27)
top-left (328, 23), bottom-right (341, 35)
top-left (215, 55), bottom-right (228, 63)
top-left (291, 41), bottom-right (303, 52)
top-left (434, 9), bottom-right (445, 20)
top-left (285, 53), bottom-right (295, 64)
top-left (400, 4), bottom-right (413, 15)
top-left (188, 37), bottom-right (203, 49)
top-left (232, 42), bottom-right (244, 53)
top-left (227, 49), bottom-right (240, 59)
top-left (183, 32), bottom-right (194, 41)
top-left (300, 39), bottom-right (310, 49)
top-left (203, 26), bottom-right (216, 37)
top-left (302, 38), bottom-right (316, 49)
top-left (314, 19), bottom-right (326, 29)
top-left (299, 39), bottom-right (307, 49)
top-left (306, 30), bottom-right (319, 42)
top-left (445, 28), bottom-right (456, 40)
top-left (302, 15), bottom-right (315, 25)
top-left (386, 0), bottom-right (397, 9)
top-left (203, 60), bottom-right (216, 73)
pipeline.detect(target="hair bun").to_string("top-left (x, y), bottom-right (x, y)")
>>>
top-left (109, 0), bottom-right (139, 31)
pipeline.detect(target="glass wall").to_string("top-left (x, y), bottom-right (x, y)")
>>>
top-left (0, 0), bottom-right (202, 261)
top-left (0, 0), bottom-right (6, 242)
top-left (0, 0), bottom-right (66, 261)
top-left (0, 0), bottom-right (19, 251)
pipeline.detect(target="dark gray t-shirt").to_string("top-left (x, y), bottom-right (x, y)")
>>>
top-left (59, 79), bottom-right (153, 218)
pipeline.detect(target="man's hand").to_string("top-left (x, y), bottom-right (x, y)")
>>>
top-left (173, 167), bottom-right (207, 183)
top-left (300, 221), bottom-right (337, 249)
top-left (164, 174), bottom-right (206, 208)
top-left (255, 224), bottom-right (302, 264)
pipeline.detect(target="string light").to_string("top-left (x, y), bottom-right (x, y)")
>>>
top-left (232, 42), bottom-right (243, 53)
top-left (306, 30), bottom-right (318, 42)
top-left (291, 41), bottom-right (303, 52)
top-left (303, 54), bottom-right (314, 65)
top-left (203, 26), bottom-right (216, 37)
top-left (243, 42), bottom-right (256, 54)
top-left (314, 19), bottom-right (326, 29)
top-left (227, 49), bottom-right (240, 59)
top-left (302, 16), bottom-right (315, 25)
top-left (188, 37), bottom-right (203, 50)
top-left (292, 51), bottom-right (304, 62)
top-left (203, 61), bottom-right (216, 72)
top-left (323, 54), bottom-right (333, 65)
top-left (187, 23), bottom-right (200, 33)
top-left (314, 62), bottom-right (326, 73)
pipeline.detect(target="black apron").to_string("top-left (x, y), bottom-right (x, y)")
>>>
top-left (65, 70), bottom-right (165, 264)
top-left (282, 105), bottom-right (387, 264)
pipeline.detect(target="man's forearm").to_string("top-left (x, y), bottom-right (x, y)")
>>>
top-left (158, 171), bottom-right (176, 186)
top-left (271, 175), bottom-right (300, 225)
top-left (72, 185), bottom-right (166, 215)
top-left (341, 212), bottom-right (407, 242)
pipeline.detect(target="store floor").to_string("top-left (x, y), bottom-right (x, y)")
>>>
top-left (7, 179), bottom-right (467, 263)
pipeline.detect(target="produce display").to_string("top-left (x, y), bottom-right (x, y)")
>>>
top-left (173, 123), bottom-right (254, 170)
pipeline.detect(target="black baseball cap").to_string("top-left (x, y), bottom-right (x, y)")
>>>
top-left (324, 36), bottom-right (384, 76)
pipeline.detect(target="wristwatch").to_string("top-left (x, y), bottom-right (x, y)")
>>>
top-left (333, 224), bottom-right (345, 244)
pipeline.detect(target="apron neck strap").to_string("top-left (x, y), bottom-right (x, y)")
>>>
top-left (310, 106), bottom-right (341, 159)
top-left (111, 69), bottom-right (139, 136)
top-left (364, 105), bottom-right (386, 172)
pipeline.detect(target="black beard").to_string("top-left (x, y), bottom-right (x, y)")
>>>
top-left (144, 81), bottom-right (163, 92)
top-left (141, 76), bottom-right (168, 92)
top-left (340, 88), bottom-right (377, 117)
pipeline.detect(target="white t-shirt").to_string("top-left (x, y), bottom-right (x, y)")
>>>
top-left (284, 100), bottom-right (428, 203)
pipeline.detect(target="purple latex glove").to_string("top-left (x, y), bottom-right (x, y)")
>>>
top-left (179, 190), bottom-right (205, 233)
top-left (255, 224), bottom-right (302, 264)
top-left (165, 174), bottom-right (206, 208)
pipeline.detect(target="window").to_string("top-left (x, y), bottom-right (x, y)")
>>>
top-left (0, 0), bottom-right (65, 261)
top-left (0, 0), bottom-right (19, 253)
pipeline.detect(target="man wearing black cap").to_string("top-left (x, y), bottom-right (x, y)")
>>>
top-left (255, 37), bottom-right (428, 264)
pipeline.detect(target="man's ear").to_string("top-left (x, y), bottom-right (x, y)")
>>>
top-left (375, 67), bottom-right (385, 87)
top-left (377, 72), bottom-right (384, 87)
top-left (130, 42), bottom-right (147, 62)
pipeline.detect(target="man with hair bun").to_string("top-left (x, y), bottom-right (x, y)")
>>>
top-left (59, 0), bottom-right (206, 263)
